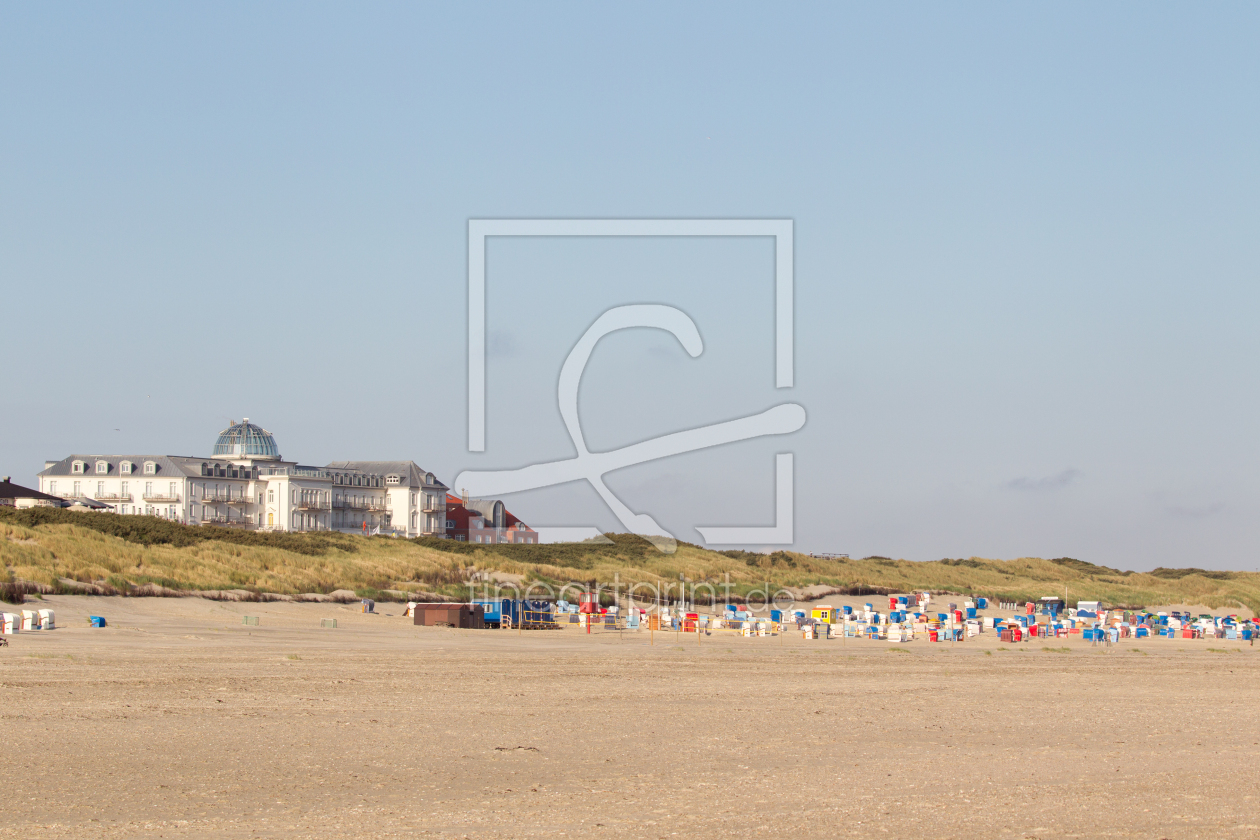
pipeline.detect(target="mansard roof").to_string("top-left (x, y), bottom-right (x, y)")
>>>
top-left (38, 455), bottom-right (211, 478)
top-left (324, 461), bottom-right (447, 489)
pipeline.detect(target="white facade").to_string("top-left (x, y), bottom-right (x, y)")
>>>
top-left (325, 461), bottom-right (448, 537)
top-left (37, 422), bottom-right (447, 537)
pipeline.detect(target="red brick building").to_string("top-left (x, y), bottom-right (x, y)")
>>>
top-left (444, 495), bottom-right (538, 544)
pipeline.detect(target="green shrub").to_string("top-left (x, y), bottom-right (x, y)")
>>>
top-left (1149, 567), bottom-right (1234, 581)
top-left (0, 506), bottom-right (357, 556)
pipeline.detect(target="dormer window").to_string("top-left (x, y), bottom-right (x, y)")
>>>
top-left (96, 460), bottom-right (109, 474)
top-left (120, 461), bottom-right (133, 475)
top-left (143, 461), bottom-right (157, 475)
top-left (72, 460), bottom-right (85, 474)
top-left (386, 474), bottom-right (401, 485)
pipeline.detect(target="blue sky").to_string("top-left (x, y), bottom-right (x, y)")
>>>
top-left (2, 3), bottom-right (1258, 569)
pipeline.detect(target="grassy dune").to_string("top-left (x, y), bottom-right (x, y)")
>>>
top-left (2, 508), bottom-right (1258, 611)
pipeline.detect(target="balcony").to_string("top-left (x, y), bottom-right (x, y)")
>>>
top-left (95, 493), bottom-right (132, 502)
top-left (202, 493), bottom-right (250, 505)
top-left (422, 502), bottom-right (443, 512)
top-left (297, 500), bottom-right (328, 511)
top-left (334, 498), bottom-right (387, 511)
top-left (142, 494), bottom-right (181, 503)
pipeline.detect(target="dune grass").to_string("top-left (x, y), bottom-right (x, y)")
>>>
top-left (2, 507), bottom-right (1259, 611)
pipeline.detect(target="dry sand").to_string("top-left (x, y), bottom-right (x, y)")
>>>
top-left (2, 595), bottom-right (1258, 839)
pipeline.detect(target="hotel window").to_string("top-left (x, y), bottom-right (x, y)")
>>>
top-left (96, 461), bottom-right (108, 474)
top-left (121, 461), bottom-right (133, 475)
top-left (268, 490), bottom-right (274, 502)
top-left (97, 481), bottom-right (104, 496)
top-left (145, 482), bottom-right (153, 497)
top-left (72, 461), bottom-right (84, 474)
top-left (73, 481), bottom-right (81, 496)
top-left (121, 481), bottom-right (128, 496)
top-left (169, 482), bottom-right (177, 497)
top-left (49, 481), bottom-right (57, 495)
top-left (144, 462), bottom-right (156, 475)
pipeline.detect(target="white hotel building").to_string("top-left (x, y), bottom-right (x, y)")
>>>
top-left (37, 420), bottom-right (449, 537)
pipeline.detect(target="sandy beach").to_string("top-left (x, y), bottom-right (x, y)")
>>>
top-left (2, 595), bottom-right (1258, 839)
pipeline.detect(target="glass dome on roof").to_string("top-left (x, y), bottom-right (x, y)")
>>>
top-left (212, 419), bottom-right (280, 459)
